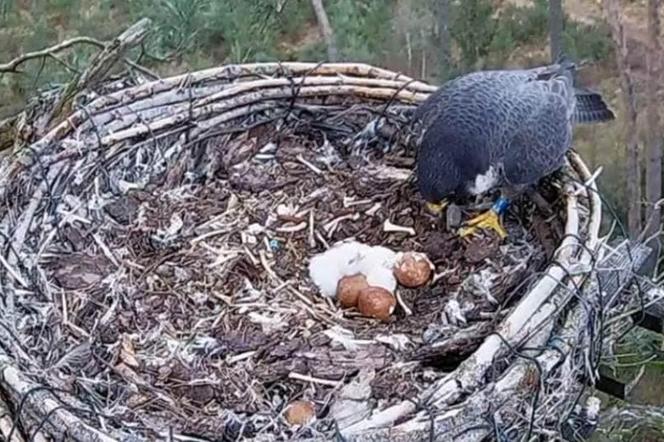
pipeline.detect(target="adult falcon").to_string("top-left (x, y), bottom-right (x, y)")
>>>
top-left (412, 59), bottom-right (614, 238)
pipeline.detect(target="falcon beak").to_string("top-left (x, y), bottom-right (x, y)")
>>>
top-left (426, 200), bottom-right (448, 214)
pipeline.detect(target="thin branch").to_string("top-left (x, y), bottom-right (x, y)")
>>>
top-left (48, 18), bottom-right (152, 128)
top-left (0, 37), bottom-right (104, 73)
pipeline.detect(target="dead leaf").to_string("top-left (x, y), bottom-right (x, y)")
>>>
top-left (120, 335), bottom-right (140, 368)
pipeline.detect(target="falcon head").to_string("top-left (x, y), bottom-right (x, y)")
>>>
top-left (416, 129), bottom-right (490, 205)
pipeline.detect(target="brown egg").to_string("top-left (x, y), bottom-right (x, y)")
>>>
top-left (336, 273), bottom-right (369, 308)
top-left (393, 252), bottom-right (433, 288)
top-left (357, 287), bottom-right (396, 321)
top-left (284, 400), bottom-right (316, 426)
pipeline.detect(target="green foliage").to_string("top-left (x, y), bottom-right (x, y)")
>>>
top-left (0, 0), bottom-right (12, 20)
top-left (326, 0), bottom-right (394, 63)
top-left (204, 0), bottom-right (312, 62)
top-left (599, 328), bottom-right (664, 441)
top-left (499, 0), bottom-right (549, 45)
top-left (449, 0), bottom-right (498, 69)
top-left (72, 1), bottom-right (122, 41)
top-left (0, 0), bottom-right (615, 101)
top-left (125, 0), bottom-right (312, 63)
top-left (484, 0), bottom-right (548, 66)
top-left (136, 0), bottom-right (208, 56)
top-left (447, 0), bottom-right (550, 70)
top-left (447, 0), bottom-right (611, 71)
top-left (297, 41), bottom-right (327, 62)
top-left (563, 20), bottom-right (613, 62)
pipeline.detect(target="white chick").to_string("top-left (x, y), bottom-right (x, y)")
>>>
top-left (356, 245), bottom-right (397, 292)
top-left (308, 241), bottom-right (369, 297)
top-left (308, 240), bottom-right (398, 298)
top-left (364, 266), bottom-right (397, 293)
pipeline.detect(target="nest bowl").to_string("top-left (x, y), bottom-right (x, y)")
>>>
top-left (0, 62), bottom-right (602, 441)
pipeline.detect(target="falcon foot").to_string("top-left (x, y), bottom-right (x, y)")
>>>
top-left (458, 197), bottom-right (509, 240)
top-left (425, 200), bottom-right (448, 215)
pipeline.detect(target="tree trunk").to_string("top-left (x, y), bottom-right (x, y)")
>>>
top-left (549, 0), bottom-right (564, 62)
top-left (433, 0), bottom-right (452, 79)
top-left (645, 0), bottom-right (662, 242)
top-left (603, 0), bottom-right (642, 238)
top-left (310, 0), bottom-right (338, 62)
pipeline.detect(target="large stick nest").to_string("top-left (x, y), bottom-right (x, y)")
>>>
top-left (0, 61), bottom-right (609, 442)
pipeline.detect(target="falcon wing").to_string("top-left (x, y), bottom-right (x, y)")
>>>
top-left (502, 79), bottom-right (573, 186)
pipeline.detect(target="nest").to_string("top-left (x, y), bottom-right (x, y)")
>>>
top-left (0, 61), bottom-right (609, 442)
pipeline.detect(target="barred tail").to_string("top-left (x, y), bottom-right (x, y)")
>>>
top-left (574, 88), bottom-right (615, 123)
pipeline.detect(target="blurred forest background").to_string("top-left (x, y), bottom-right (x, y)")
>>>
top-left (1, 0), bottom-right (662, 239)
top-left (1, 0), bottom-right (664, 439)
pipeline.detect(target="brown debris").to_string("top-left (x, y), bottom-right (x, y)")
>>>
top-left (48, 253), bottom-right (114, 289)
top-left (463, 235), bottom-right (501, 263)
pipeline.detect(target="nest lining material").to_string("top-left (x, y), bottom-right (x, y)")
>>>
top-left (0, 62), bottom-right (600, 441)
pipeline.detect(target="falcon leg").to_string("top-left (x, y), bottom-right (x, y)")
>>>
top-left (458, 196), bottom-right (509, 239)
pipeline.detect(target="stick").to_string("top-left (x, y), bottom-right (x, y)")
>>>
top-left (0, 37), bottom-right (104, 73)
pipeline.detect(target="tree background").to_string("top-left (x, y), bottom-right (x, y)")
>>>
top-left (0, 0), bottom-right (663, 439)
top-left (0, 0), bottom-right (629, 217)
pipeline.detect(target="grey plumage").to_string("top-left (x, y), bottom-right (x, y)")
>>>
top-left (412, 60), bottom-right (614, 204)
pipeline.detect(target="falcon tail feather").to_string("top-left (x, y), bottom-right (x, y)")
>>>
top-left (573, 88), bottom-right (615, 123)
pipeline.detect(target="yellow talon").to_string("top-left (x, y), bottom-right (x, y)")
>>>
top-left (425, 200), bottom-right (448, 214)
top-left (458, 209), bottom-right (508, 239)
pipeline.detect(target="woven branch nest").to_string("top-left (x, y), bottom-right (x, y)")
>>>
top-left (0, 62), bottom-right (603, 442)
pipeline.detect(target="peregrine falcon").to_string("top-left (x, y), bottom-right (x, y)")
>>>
top-left (411, 59), bottom-right (614, 238)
